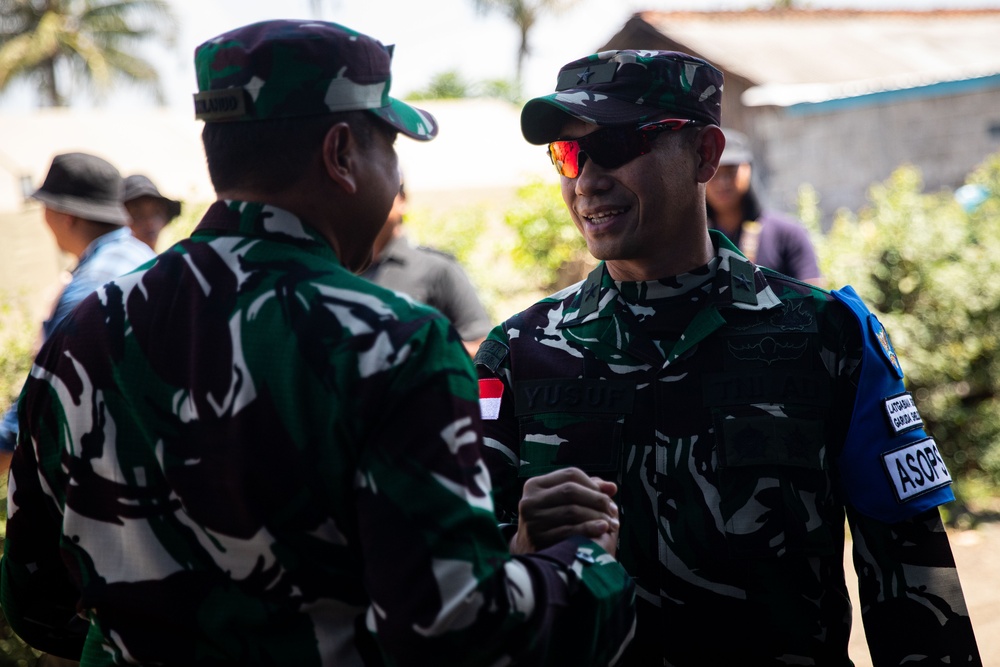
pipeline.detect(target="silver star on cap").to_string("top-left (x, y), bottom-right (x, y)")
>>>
top-left (577, 67), bottom-right (594, 84)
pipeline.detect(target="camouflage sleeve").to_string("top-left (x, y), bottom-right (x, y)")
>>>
top-left (829, 290), bottom-right (981, 665)
top-left (1, 358), bottom-right (88, 659)
top-left (471, 328), bottom-right (523, 529)
top-left (355, 318), bottom-right (635, 666)
top-left (848, 507), bottom-right (981, 666)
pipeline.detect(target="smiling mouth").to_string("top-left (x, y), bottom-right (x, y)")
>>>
top-left (583, 207), bottom-right (628, 224)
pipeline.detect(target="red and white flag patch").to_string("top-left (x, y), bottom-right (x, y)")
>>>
top-left (479, 378), bottom-right (504, 420)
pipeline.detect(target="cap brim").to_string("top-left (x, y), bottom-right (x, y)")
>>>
top-left (32, 190), bottom-right (130, 225)
top-left (521, 94), bottom-right (678, 145)
top-left (370, 98), bottom-right (438, 141)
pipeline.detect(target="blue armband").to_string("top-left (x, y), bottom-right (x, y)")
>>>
top-left (832, 285), bottom-right (954, 523)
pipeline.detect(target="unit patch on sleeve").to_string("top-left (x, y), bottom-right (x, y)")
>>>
top-left (882, 392), bottom-right (924, 435)
top-left (881, 437), bottom-right (952, 503)
top-left (869, 314), bottom-right (903, 379)
top-left (479, 378), bottom-right (504, 420)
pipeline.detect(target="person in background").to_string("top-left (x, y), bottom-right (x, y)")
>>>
top-left (475, 48), bottom-right (980, 665)
top-left (0, 152), bottom-right (154, 471)
top-left (1, 20), bottom-right (635, 667)
top-left (122, 174), bottom-right (183, 251)
top-left (362, 175), bottom-right (492, 356)
top-left (706, 128), bottom-right (823, 285)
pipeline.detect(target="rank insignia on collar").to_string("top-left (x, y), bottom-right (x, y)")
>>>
top-left (729, 259), bottom-right (758, 306)
top-left (869, 314), bottom-right (903, 379)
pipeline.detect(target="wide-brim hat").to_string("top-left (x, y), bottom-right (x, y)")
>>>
top-left (123, 174), bottom-right (182, 220)
top-left (31, 152), bottom-right (129, 225)
top-left (521, 50), bottom-right (724, 145)
top-left (193, 19), bottom-right (438, 142)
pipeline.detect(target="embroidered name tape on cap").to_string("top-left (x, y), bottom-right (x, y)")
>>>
top-left (883, 392), bottom-right (924, 435)
top-left (882, 437), bottom-right (952, 503)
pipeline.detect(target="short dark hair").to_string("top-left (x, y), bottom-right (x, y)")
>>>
top-left (201, 110), bottom-right (376, 193)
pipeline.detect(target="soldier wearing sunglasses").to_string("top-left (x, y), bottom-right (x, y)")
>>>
top-left (475, 50), bottom-right (981, 665)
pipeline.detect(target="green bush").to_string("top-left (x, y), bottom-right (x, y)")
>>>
top-left (814, 155), bottom-right (1000, 494)
top-left (501, 180), bottom-right (594, 293)
top-left (0, 293), bottom-right (36, 414)
top-left (0, 293), bottom-right (39, 665)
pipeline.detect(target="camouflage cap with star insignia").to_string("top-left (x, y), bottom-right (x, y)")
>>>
top-left (193, 19), bottom-right (437, 141)
top-left (521, 50), bottom-right (723, 145)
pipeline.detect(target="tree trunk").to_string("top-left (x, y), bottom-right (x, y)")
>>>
top-left (41, 58), bottom-right (63, 107)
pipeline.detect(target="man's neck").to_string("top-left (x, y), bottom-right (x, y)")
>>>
top-left (604, 232), bottom-right (715, 282)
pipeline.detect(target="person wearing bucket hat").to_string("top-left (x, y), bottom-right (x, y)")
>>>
top-left (476, 50), bottom-right (980, 665)
top-left (1, 19), bottom-right (635, 667)
top-left (0, 152), bottom-right (153, 465)
top-left (706, 128), bottom-right (823, 284)
top-left (123, 174), bottom-right (183, 250)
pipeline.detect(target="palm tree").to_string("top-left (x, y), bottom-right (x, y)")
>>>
top-left (472, 0), bottom-right (577, 86)
top-left (0, 0), bottom-right (178, 107)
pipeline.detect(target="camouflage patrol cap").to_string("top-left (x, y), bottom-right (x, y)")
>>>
top-left (521, 50), bottom-right (723, 145)
top-left (193, 20), bottom-right (437, 141)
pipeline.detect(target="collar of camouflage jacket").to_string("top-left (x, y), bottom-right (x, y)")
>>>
top-left (560, 229), bottom-right (782, 330)
top-left (193, 200), bottom-right (339, 260)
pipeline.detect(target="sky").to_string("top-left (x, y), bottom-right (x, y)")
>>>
top-left (3, 0), bottom-right (999, 112)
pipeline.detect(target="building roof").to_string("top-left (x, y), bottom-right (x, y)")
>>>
top-left (629, 9), bottom-right (1000, 107)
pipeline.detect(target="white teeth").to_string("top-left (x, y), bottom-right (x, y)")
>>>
top-left (585, 208), bottom-right (625, 221)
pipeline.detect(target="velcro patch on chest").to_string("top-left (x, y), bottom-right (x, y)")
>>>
top-left (882, 392), bottom-right (924, 435)
top-left (881, 437), bottom-right (952, 503)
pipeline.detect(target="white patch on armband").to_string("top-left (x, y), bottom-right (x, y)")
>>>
top-left (881, 437), bottom-right (952, 503)
top-left (882, 392), bottom-right (924, 435)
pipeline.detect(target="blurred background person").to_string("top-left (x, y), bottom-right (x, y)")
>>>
top-left (0, 153), bottom-right (154, 472)
top-left (362, 174), bottom-right (492, 355)
top-left (706, 128), bottom-right (823, 285)
top-left (123, 174), bottom-right (182, 251)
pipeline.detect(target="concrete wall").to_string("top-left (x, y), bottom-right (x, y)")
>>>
top-left (751, 86), bottom-right (1000, 222)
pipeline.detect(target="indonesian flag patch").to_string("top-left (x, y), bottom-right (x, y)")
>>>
top-left (479, 378), bottom-right (504, 420)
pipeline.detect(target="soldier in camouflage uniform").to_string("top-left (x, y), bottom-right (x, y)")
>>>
top-left (475, 50), bottom-right (981, 666)
top-left (1, 21), bottom-right (636, 666)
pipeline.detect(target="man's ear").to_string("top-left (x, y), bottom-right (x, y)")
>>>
top-left (321, 122), bottom-right (360, 195)
top-left (694, 125), bottom-right (726, 184)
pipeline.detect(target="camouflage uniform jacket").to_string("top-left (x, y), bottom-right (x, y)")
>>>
top-left (476, 231), bottom-right (980, 666)
top-left (1, 201), bottom-right (636, 667)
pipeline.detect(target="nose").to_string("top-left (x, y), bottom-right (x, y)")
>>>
top-left (574, 153), bottom-right (613, 196)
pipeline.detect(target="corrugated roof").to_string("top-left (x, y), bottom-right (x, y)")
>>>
top-left (636, 9), bottom-right (1000, 106)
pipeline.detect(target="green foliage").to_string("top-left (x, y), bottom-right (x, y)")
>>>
top-left (0, 292), bottom-right (35, 414)
top-left (816, 156), bottom-right (1000, 487)
top-left (404, 201), bottom-right (540, 322)
top-left (0, 0), bottom-right (178, 107)
top-left (406, 70), bottom-right (471, 101)
top-left (475, 78), bottom-right (522, 105)
top-left (405, 69), bottom-right (521, 104)
top-left (0, 298), bottom-right (38, 664)
top-left (502, 180), bottom-right (593, 292)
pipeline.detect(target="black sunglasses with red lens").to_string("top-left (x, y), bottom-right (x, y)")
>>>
top-left (547, 118), bottom-right (700, 178)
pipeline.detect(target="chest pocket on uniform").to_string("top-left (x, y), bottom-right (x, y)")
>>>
top-left (514, 379), bottom-right (634, 477)
top-left (713, 408), bottom-right (837, 558)
top-left (704, 359), bottom-right (838, 559)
